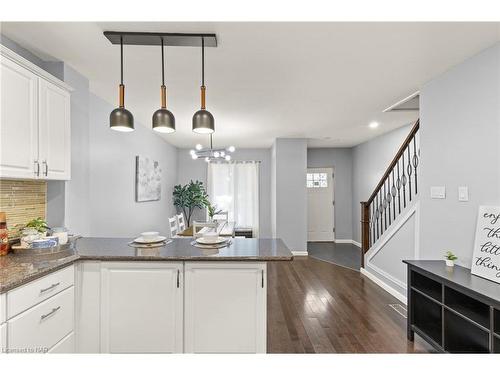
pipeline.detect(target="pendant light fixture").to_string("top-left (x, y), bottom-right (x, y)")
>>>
top-left (110, 36), bottom-right (134, 132)
top-left (192, 37), bottom-right (215, 134)
top-left (152, 37), bottom-right (175, 133)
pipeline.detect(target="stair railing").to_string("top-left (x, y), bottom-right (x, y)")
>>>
top-left (360, 119), bottom-right (420, 265)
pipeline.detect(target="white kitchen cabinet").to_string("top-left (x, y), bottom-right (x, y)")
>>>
top-left (38, 79), bottom-right (71, 180)
top-left (0, 293), bottom-right (6, 324)
top-left (0, 45), bottom-right (72, 180)
top-left (100, 262), bottom-right (183, 353)
top-left (49, 332), bottom-right (75, 353)
top-left (0, 55), bottom-right (39, 179)
top-left (184, 262), bottom-right (267, 353)
top-left (0, 323), bottom-right (6, 353)
top-left (8, 286), bottom-right (74, 352)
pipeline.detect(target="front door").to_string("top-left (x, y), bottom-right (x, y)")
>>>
top-left (307, 168), bottom-right (334, 242)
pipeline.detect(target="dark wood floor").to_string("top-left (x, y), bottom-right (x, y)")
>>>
top-left (267, 256), bottom-right (434, 353)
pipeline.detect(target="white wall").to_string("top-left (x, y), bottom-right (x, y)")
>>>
top-left (87, 94), bottom-right (178, 237)
top-left (272, 138), bottom-right (308, 253)
top-left (352, 125), bottom-right (413, 243)
top-left (419, 42), bottom-right (500, 267)
top-left (177, 148), bottom-right (273, 238)
top-left (307, 148), bottom-right (353, 241)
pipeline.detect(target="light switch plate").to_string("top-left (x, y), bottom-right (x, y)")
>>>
top-left (458, 186), bottom-right (469, 201)
top-left (430, 186), bottom-right (446, 199)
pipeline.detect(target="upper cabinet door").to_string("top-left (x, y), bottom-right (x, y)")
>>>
top-left (38, 79), bottom-right (71, 180)
top-left (0, 57), bottom-right (39, 179)
top-left (100, 262), bottom-right (184, 353)
top-left (184, 262), bottom-right (267, 353)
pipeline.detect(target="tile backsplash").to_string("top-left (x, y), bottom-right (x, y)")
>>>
top-left (0, 179), bottom-right (47, 238)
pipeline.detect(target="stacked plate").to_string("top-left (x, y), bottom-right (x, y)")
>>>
top-left (130, 232), bottom-right (169, 248)
top-left (192, 236), bottom-right (231, 250)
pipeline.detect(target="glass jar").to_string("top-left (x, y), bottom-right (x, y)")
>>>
top-left (51, 227), bottom-right (68, 245)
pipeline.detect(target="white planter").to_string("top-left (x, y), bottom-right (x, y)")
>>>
top-left (445, 259), bottom-right (455, 267)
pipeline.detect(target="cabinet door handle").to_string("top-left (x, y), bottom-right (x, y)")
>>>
top-left (40, 282), bottom-right (60, 294)
top-left (177, 269), bottom-right (180, 288)
top-left (40, 306), bottom-right (61, 321)
top-left (261, 270), bottom-right (264, 288)
top-left (42, 160), bottom-right (48, 176)
top-left (34, 160), bottom-right (40, 176)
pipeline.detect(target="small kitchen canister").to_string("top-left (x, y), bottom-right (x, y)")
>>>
top-left (51, 227), bottom-right (69, 245)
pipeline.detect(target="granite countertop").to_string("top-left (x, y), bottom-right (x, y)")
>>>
top-left (0, 237), bottom-right (293, 293)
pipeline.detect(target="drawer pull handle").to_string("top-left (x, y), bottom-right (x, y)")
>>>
top-left (40, 306), bottom-right (61, 321)
top-left (40, 282), bottom-right (60, 294)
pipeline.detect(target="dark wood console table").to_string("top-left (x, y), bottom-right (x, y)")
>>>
top-left (404, 260), bottom-right (500, 353)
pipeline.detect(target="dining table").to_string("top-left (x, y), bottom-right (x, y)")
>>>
top-left (177, 221), bottom-right (236, 237)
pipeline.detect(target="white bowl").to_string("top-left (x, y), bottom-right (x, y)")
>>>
top-left (141, 231), bottom-right (159, 241)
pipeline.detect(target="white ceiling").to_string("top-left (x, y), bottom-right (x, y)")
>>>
top-left (1, 22), bottom-right (499, 148)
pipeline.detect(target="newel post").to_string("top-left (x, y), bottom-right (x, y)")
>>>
top-left (360, 201), bottom-right (370, 268)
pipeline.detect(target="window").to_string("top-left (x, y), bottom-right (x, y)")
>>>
top-left (307, 172), bottom-right (328, 188)
top-left (207, 162), bottom-right (260, 237)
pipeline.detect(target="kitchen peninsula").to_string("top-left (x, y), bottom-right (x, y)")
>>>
top-left (0, 237), bottom-right (293, 354)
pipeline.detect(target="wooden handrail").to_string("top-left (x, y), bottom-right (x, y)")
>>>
top-left (366, 119), bottom-right (420, 205)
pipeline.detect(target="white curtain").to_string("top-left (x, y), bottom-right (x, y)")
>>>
top-left (207, 161), bottom-right (260, 238)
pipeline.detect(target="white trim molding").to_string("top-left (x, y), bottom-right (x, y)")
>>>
top-left (1, 45), bottom-right (73, 92)
top-left (292, 251), bottom-right (308, 256)
top-left (360, 267), bottom-right (407, 304)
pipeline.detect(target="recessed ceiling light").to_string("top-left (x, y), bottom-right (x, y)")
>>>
top-left (369, 121), bottom-right (379, 129)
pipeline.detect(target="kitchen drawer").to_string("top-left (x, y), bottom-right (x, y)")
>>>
top-left (49, 332), bottom-right (75, 353)
top-left (7, 265), bottom-right (74, 318)
top-left (8, 286), bottom-right (74, 352)
top-left (1, 323), bottom-right (6, 353)
top-left (0, 293), bottom-right (5, 323)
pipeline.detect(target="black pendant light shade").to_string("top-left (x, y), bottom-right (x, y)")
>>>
top-left (110, 37), bottom-right (134, 132)
top-left (153, 38), bottom-right (175, 133)
top-left (193, 37), bottom-right (215, 134)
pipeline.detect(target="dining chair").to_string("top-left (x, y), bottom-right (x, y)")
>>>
top-left (168, 216), bottom-right (178, 238)
top-left (176, 213), bottom-right (186, 233)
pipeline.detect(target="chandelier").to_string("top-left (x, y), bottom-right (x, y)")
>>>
top-left (190, 135), bottom-right (235, 162)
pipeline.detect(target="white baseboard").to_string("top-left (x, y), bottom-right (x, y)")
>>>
top-left (360, 267), bottom-right (407, 305)
top-left (292, 251), bottom-right (308, 256)
top-left (335, 239), bottom-right (361, 248)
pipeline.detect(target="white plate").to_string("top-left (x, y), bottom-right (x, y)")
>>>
top-left (196, 236), bottom-right (228, 245)
top-left (133, 235), bottom-right (167, 244)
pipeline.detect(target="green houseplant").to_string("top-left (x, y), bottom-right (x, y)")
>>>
top-left (444, 251), bottom-right (458, 267)
top-left (173, 180), bottom-right (209, 226)
top-left (207, 203), bottom-right (223, 222)
top-left (24, 217), bottom-right (50, 235)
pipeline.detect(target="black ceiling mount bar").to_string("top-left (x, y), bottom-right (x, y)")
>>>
top-left (103, 31), bottom-right (217, 47)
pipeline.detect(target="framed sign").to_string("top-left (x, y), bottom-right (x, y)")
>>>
top-left (471, 206), bottom-right (500, 284)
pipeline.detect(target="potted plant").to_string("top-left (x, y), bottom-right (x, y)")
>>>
top-left (173, 180), bottom-right (209, 227)
top-left (444, 251), bottom-right (458, 267)
top-left (207, 203), bottom-right (223, 222)
top-left (24, 217), bottom-right (50, 236)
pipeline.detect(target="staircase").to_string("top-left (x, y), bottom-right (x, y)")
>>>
top-left (360, 119), bottom-right (420, 267)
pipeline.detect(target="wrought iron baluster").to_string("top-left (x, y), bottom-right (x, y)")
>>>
top-left (407, 146), bottom-right (412, 202)
top-left (379, 191), bottom-right (384, 236)
top-left (401, 152), bottom-right (407, 208)
top-left (391, 170), bottom-right (396, 220)
top-left (383, 183), bottom-right (387, 231)
top-left (396, 160), bottom-right (402, 214)
top-left (376, 194), bottom-right (380, 240)
top-left (413, 136), bottom-right (419, 195)
top-left (387, 179), bottom-right (392, 226)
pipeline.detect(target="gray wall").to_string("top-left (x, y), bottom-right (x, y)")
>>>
top-left (419, 42), bottom-right (500, 267)
top-left (272, 139), bottom-right (308, 252)
top-left (352, 125), bottom-right (412, 243)
top-left (87, 94), bottom-right (178, 237)
top-left (177, 148), bottom-right (273, 238)
top-left (307, 148), bottom-right (353, 240)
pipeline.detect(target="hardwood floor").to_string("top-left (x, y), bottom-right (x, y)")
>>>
top-left (267, 256), bottom-right (435, 353)
top-left (308, 242), bottom-right (361, 270)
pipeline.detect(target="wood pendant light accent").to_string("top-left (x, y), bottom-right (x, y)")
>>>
top-left (200, 86), bottom-right (206, 109)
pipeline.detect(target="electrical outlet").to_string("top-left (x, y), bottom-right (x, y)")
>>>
top-left (458, 186), bottom-right (469, 201)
